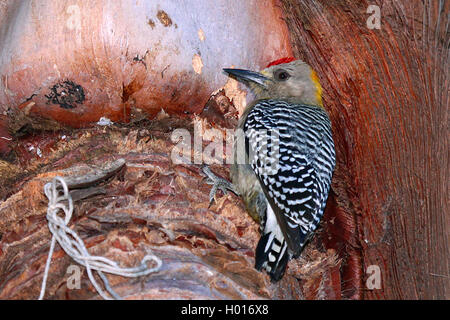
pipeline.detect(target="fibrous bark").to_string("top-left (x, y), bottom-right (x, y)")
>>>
top-left (280, 0), bottom-right (448, 299)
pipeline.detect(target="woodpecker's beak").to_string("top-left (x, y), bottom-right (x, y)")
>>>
top-left (223, 68), bottom-right (270, 88)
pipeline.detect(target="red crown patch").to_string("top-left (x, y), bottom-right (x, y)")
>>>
top-left (266, 57), bottom-right (296, 68)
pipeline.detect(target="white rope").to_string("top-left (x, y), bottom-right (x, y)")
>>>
top-left (39, 176), bottom-right (162, 300)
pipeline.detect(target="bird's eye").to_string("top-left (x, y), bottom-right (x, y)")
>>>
top-left (274, 69), bottom-right (290, 81)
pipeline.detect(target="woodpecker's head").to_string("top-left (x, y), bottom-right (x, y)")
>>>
top-left (224, 58), bottom-right (323, 107)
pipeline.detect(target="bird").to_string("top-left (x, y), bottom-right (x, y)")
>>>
top-left (203, 57), bottom-right (335, 282)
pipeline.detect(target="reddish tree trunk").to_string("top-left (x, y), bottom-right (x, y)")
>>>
top-left (280, 0), bottom-right (448, 299)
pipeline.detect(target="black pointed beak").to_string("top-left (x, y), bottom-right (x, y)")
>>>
top-left (223, 68), bottom-right (269, 87)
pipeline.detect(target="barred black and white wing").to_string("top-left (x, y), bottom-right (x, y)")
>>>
top-left (244, 99), bottom-right (335, 281)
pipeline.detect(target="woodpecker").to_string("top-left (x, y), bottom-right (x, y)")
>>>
top-left (203, 58), bottom-right (335, 282)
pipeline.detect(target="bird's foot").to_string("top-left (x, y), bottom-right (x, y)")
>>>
top-left (201, 165), bottom-right (239, 207)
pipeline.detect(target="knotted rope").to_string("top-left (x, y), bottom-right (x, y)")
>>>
top-left (39, 176), bottom-right (162, 300)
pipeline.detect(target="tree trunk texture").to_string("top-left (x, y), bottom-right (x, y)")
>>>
top-left (0, 0), bottom-right (448, 300)
top-left (279, 0), bottom-right (448, 299)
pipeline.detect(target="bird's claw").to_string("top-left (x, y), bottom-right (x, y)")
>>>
top-left (201, 165), bottom-right (238, 207)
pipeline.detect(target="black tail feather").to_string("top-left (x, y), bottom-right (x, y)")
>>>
top-left (255, 233), bottom-right (271, 271)
top-left (270, 250), bottom-right (289, 282)
top-left (255, 232), bottom-right (290, 282)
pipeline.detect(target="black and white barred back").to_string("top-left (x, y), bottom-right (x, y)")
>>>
top-left (244, 99), bottom-right (335, 281)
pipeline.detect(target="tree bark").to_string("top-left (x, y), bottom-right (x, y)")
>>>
top-left (280, 0), bottom-right (448, 299)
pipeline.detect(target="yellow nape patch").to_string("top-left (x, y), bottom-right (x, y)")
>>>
top-left (310, 70), bottom-right (323, 107)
